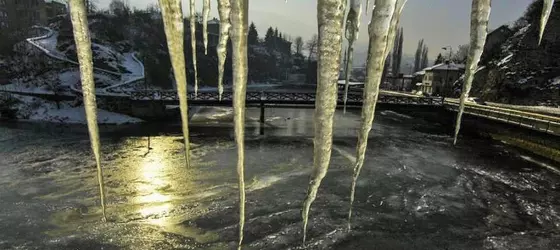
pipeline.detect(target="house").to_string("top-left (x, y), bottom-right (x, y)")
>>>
top-left (45, 0), bottom-right (66, 19)
top-left (482, 25), bottom-right (512, 61)
top-left (421, 61), bottom-right (465, 96)
top-left (0, 0), bottom-right (47, 30)
top-left (207, 18), bottom-right (220, 47)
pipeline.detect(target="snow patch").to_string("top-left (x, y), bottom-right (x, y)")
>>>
top-left (58, 70), bottom-right (80, 86)
top-left (497, 54), bottom-right (513, 66)
top-left (518, 76), bottom-right (533, 84)
top-left (551, 76), bottom-right (560, 86)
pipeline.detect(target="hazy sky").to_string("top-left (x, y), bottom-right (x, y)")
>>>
top-left (96, 0), bottom-right (533, 62)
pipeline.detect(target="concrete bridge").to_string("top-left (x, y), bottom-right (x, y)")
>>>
top-left (444, 99), bottom-right (560, 136)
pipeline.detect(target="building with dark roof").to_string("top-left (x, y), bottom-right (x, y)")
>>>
top-left (420, 62), bottom-right (465, 96)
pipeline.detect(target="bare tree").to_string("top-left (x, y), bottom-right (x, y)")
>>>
top-left (305, 34), bottom-right (318, 62)
top-left (84, 0), bottom-right (97, 13)
top-left (451, 44), bottom-right (470, 64)
top-left (294, 36), bottom-right (304, 55)
top-left (109, 0), bottom-right (130, 16)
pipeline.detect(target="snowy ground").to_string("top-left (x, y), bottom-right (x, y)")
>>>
top-left (10, 94), bottom-right (142, 125)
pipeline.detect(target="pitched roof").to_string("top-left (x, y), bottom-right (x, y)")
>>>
top-left (208, 18), bottom-right (220, 25)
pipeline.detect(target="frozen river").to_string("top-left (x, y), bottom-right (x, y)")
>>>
top-left (0, 107), bottom-right (559, 249)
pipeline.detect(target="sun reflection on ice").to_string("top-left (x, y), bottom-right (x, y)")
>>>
top-left (135, 147), bottom-right (173, 218)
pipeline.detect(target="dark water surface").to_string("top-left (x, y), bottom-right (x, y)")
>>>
top-left (1, 108), bottom-right (559, 250)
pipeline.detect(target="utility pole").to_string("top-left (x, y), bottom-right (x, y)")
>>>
top-left (442, 46), bottom-right (452, 96)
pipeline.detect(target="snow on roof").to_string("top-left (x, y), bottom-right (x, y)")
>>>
top-left (424, 62), bottom-right (465, 71)
top-left (208, 18), bottom-right (220, 25)
top-left (337, 80), bottom-right (363, 85)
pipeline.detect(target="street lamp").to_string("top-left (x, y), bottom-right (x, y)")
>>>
top-left (442, 46), bottom-right (453, 61)
top-left (441, 46), bottom-right (453, 96)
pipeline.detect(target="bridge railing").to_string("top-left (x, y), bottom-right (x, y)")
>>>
top-left (123, 90), bottom-right (444, 106)
top-left (445, 101), bottom-right (560, 135)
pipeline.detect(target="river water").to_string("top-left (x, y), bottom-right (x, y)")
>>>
top-left (1, 107), bottom-right (559, 249)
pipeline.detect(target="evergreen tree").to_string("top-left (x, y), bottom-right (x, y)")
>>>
top-left (248, 22), bottom-right (259, 45)
top-left (421, 46), bottom-right (429, 69)
top-left (434, 53), bottom-right (444, 65)
top-left (382, 54), bottom-right (391, 88)
top-left (273, 28), bottom-right (279, 49)
top-left (264, 27), bottom-right (275, 50)
top-left (414, 39), bottom-right (424, 72)
top-left (294, 36), bottom-right (304, 55)
top-left (391, 27), bottom-right (404, 85)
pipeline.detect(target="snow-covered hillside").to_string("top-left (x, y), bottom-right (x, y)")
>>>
top-left (464, 1), bottom-right (560, 106)
top-left (0, 17), bottom-right (145, 124)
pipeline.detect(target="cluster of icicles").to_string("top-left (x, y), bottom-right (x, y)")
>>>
top-left (67, 0), bottom-right (554, 247)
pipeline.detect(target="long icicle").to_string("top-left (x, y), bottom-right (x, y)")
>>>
top-left (203, 0), bottom-right (210, 54)
top-left (452, 0), bottom-right (491, 145)
top-left (68, 0), bottom-right (107, 222)
top-left (539, 0), bottom-right (554, 45)
top-left (366, 0), bottom-right (370, 15)
top-left (217, 0), bottom-right (231, 101)
top-left (190, 0), bottom-right (199, 97)
top-left (301, 0), bottom-right (346, 244)
top-left (159, 0), bottom-right (191, 167)
top-left (343, 0), bottom-right (362, 113)
top-left (347, 0), bottom-right (406, 231)
top-left (230, 0), bottom-right (249, 248)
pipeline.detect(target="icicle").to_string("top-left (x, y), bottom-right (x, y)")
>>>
top-left (190, 0), bottom-right (199, 97)
top-left (159, 0), bottom-right (191, 166)
top-left (230, 0), bottom-right (249, 248)
top-left (68, 0), bottom-right (107, 222)
top-left (539, 0), bottom-right (554, 45)
top-left (343, 0), bottom-right (362, 113)
top-left (366, 0), bottom-right (370, 15)
top-left (453, 0), bottom-right (491, 145)
top-left (217, 0), bottom-right (231, 101)
top-left (301, 0), bottom-right (346, 244)
top-left (347, 0), bottom-right (406, 231)
top-left (203, 0), bottom-right (210, 54)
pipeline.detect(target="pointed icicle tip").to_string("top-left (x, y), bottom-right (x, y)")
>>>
top-left (189, 0), bottom-right (199, 98)
top-left (68, 0), bottom-right (107, 222)
top-left (159, 0), bottom-right (191, 167)
top-left (216, 0), bottom-right (231, 101)
top-left (203, 0), bottom-right (210, 55)
top-left (539, 0), bottom-right (554, 46)
top-left (452, 0), bottom-right (491, 145)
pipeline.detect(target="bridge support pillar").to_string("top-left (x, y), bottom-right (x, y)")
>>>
top-left (260, 102), bottom-right (265, 135)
